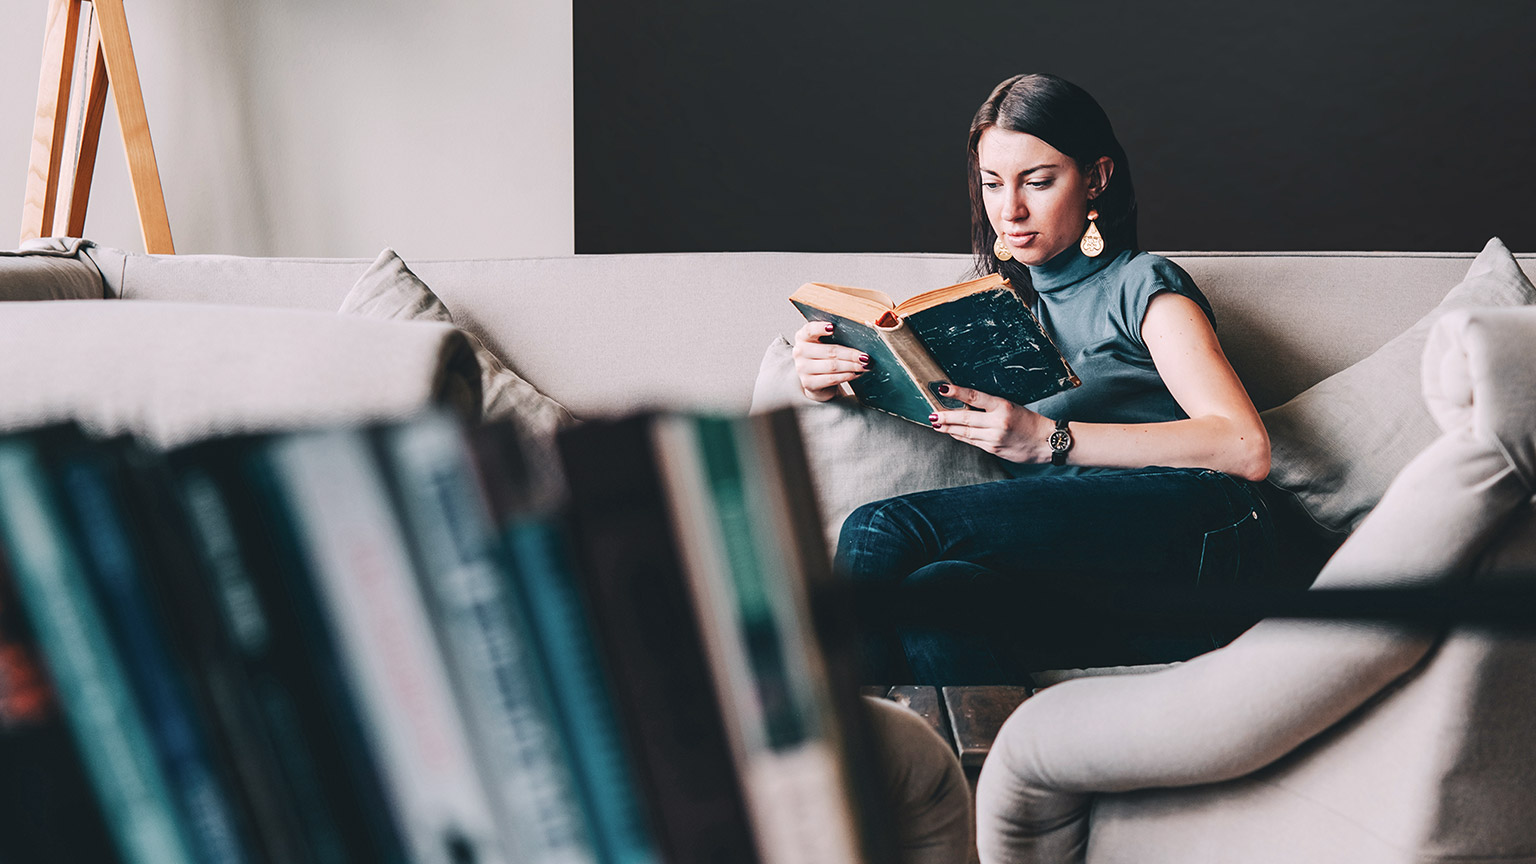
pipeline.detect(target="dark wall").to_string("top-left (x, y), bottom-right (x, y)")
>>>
top-left (575, 1), bottom-right (1536, 254)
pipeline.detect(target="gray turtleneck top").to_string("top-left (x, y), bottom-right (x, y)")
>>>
top-left (1023, 243), bottom-right (1213, 425)
top-left (1000, 242), bottom-right (1214, 477)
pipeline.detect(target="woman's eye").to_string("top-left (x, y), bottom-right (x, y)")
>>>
top-left (981, 180), bottom-right (1001, 189)
top-left (1027, 180), bottom-right (1052, 189)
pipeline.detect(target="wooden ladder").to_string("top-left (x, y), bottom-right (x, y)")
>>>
top-left (19, 0), bottom-right (173, 253)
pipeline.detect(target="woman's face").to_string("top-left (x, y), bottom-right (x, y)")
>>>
top-left (977, 127), bottom-right (1100, 266)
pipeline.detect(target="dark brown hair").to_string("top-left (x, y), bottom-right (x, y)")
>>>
top-left (968, 73), bottom-right (1138, 281)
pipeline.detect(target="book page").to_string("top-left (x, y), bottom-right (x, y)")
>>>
top-left (894, 273), bottom-right (1010, 316)
top-left (789, 283), bottom-right (896, 324)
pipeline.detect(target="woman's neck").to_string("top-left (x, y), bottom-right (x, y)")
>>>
top-left (1026, 241), bottom-right (1122, 293)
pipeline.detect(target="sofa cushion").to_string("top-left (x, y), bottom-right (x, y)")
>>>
top-left (976, 300), bottom-right (1536, 864)
top-left (1261, 237), bottom-right (1536, 536)
top-left (751, 335), bottom-right (1010, 551)
top-left (0, 238), bottom-right (104, 301)
top-left (0, 300), bottom-right (480, 445)
top-left (339, 249), bottom-right (575, 438)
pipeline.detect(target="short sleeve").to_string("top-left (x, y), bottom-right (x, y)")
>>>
top-left (1116, 253), bottom-right (1215, 350)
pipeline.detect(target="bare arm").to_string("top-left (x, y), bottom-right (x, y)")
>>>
top-left (932, 292), bottom-right (1271, 481)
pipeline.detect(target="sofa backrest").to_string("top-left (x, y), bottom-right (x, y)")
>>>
top-left (80, 245), bottom-right (1536, 418)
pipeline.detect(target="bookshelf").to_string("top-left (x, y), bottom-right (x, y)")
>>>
top-left (0, 411), bottom-right (908, 864)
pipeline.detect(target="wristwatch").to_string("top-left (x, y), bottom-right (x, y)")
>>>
top-left (1049, 417), bottom-right (1073, 466)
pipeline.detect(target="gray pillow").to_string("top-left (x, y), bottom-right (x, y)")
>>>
top-left (0, 238), bottom-right (104, 301)
top-left (750, 335), bottom-right (1009, 552)
top-left (340, 249), bottom-right (575, 438)
top-left (1262, 237), bottom-right (1536, 535)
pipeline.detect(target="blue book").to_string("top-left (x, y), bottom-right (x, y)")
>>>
top-left (375, 414), bottom-right (597, 864)
top-left (46, 438), bottom-right (255, 864)
top-left (0, 432), bottom-right (199, 864)
top-left (471, 419), bottom-right (662, 864)
top-left (0, 523), bottom-right (122, 864)
top-left (170, 438), bottom-right (411, 864)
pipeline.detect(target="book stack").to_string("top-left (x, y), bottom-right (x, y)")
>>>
top-left (0, 410), bottom-right (893, 864)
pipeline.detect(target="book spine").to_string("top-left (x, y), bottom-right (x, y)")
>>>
top-left (873, 316), bottom-right (960, 412)
top-left (739, 412), bottom-right (897, 864)
top-left (653, 416), bottom-right (865, 864)
top-left (266, 430), bottom-right (509, 864)
top-left (232, 451), bottom-right (416, 864)
top-left (176, 462), bottom-right (359, 864)
top-left (557, 416), bottom-right (760, 864)
top-left (0, 547), bottom-right (122, 864)
top-left (0, 438), bottom-right (199, 864)
top-left (503, 516), bottom-right (663, 864)
top-left (56, 451), bottom-right (255, 864)
top-left (378, 415), bottom-right (597, 864)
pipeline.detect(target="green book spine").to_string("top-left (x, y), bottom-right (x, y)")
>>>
top-left (504, 517), bottom-right (663, 864)
top-left (377, 415), bottom-right (597, 864)
top-left (656, 416), bottom-right (866, 864)
top-left (0, 438), bottom-right (198, 864)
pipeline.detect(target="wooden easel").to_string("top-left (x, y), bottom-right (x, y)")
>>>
top-left (19, 0), bottom-right (173, 253)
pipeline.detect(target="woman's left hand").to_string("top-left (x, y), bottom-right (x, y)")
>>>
top-left (929, 384), bottom-right (1054, 463)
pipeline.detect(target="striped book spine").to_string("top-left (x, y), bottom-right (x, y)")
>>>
top-left (0, 437), bottom-right (198, 864)
top-left (57, 448), bottom-right (253, 864)
top-left (652, 415), bottom-right (867, 864)
top-left (379, 415), bottom-right (596, 864)
top-left (265, 430), bottom-right (508, 864)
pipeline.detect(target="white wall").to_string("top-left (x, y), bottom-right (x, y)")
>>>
top-left (2, 0), bottom-right (573, 258)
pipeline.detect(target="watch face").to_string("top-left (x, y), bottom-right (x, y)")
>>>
top-left (1049, 429), bottom-right (1071, 451)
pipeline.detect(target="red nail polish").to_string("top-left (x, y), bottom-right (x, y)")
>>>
top-left (859, 354), bottom-right (871, 365)
top-left (937, 383), bottom-right (950, 395)
top-left (928, 414), bottom-right (938, 424)
top-left (824, 322), bottom-right (836, 333)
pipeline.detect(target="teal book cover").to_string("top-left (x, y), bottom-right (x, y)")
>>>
top-left (790, 274), bottom-right (1078, 424)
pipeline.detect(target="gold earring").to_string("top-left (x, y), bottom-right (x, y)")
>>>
top-left (1080, 208), bottom-right (1104, 258)
top-left (993, 236), bottom-right (1013, 261)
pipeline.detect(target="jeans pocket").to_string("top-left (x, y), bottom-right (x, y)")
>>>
top-left (1196, 514), bottom-right (1252, 587)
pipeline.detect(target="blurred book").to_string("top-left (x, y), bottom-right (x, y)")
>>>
top-left (0, 429), bottom-right (199, 864)
top-left (472, 422), bottom-right (662, 864)
top-left (0, 412), bottom-right (896, 864)
top-left (0, 508), bottom-right (122, 864)
top-left (256, 428), bottom-right (510, 864)
top-left (375, 414), bottom-right (598, 864)
top-left (560, 411), bottom-right (894, 864)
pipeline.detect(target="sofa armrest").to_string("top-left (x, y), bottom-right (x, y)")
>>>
top-left (974, 308), bottom-right (1536, 864)
top-left (0, 300), bottom-right (480, 445)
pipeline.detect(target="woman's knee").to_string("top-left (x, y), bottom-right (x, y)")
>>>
top-left (835, 497), bottom-right (932, 581)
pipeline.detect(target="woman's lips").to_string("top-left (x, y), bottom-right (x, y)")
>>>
top-left (1005, 232), bottom-right (1038, 245)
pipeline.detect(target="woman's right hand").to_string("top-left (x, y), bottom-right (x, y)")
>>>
top-left (791, 320), bottom-right (870, 402)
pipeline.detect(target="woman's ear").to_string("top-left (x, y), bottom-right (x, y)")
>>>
top-left (1087, 156), bottom-right (1114, 199)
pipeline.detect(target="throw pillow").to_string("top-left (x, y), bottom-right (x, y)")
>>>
top-left (340, 249), bottom-right (576, 438)
top-left (750, 335), bottom-right (1010, 553)
top-left (1262, 237), bottom-right (1536, 535)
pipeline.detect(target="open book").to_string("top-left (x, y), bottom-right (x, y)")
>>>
top-left (790, 273), bottom-right (1079, 424)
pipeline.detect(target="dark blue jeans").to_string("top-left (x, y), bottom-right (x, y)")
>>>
top-left (835, 467), bottom-right (1279, 685)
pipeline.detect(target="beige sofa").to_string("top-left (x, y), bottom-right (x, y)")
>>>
top-left (3, 238), bottom-right (1535, 862)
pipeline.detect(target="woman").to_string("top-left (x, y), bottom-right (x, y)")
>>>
top-left (792, 73), bottom-right (1277, 684)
